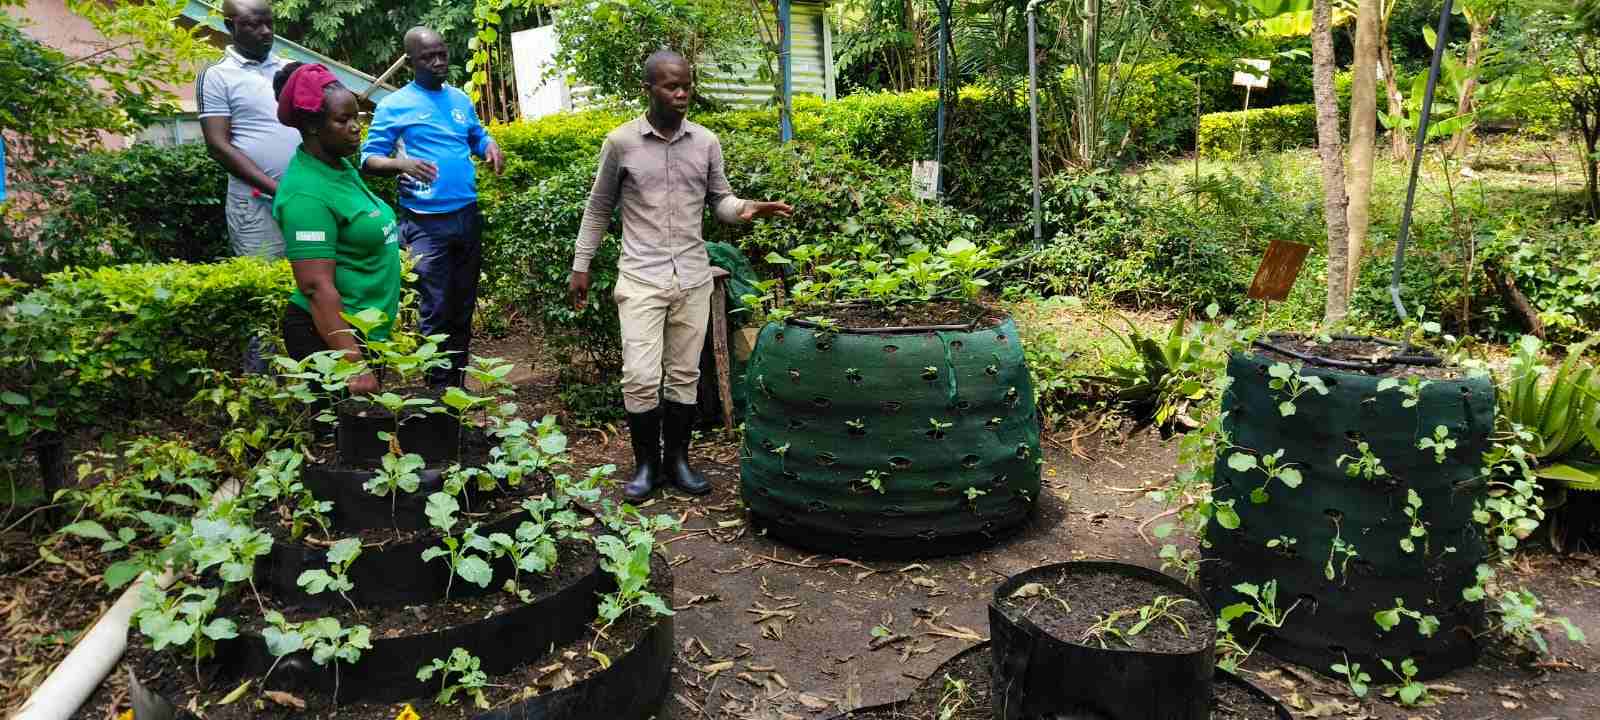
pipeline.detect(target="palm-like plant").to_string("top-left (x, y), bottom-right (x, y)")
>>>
top-left (1501, 336), bottom-right (1600, 490)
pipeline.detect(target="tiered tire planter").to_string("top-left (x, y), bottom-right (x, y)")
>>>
top-left (827, 562), bottom-right (1292, 720)
top-left (740, 308), bottom-right (1042, 558)
top-left (121, 408), bottom-right (675, 719)
top-left (1202, 335), bottom-right (1493, 680)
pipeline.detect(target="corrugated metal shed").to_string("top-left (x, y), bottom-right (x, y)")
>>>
top-left (572, 0), bottom-right (833, 109)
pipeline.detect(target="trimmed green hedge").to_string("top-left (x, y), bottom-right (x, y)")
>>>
top-left (1197, 103), bottom-right (1318, 160)
top-left (1, 258), bottom-right (292, 457)
top-left (3, 143), bottom-right (231, 280)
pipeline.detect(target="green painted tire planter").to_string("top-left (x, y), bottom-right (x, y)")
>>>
top-left (739, 313), bottom-right (1042, 558)
top-left (1201, 342), bottom-right (1494, 680)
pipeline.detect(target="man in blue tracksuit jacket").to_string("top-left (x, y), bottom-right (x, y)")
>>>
top-left (361, 25), bottom-right (504, 387)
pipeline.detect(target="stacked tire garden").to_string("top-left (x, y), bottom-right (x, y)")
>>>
top-left (1202, 336), bottom-right (1493, 680)
top-left (739, 306), bottom-right (1043, 558)
top-left (111, 360), bottom-right (676, 719)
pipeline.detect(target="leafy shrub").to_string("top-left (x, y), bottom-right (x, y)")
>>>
top-left (1, 258), bottom-right (292, 460)
top-left (480, 162), bottom-right (625, 425)
top-left (1196, 104), bottom-right (1317, 160)
top-left (3, 143), bottom-right (230, 279)
top-left (717, 139), bottom-right (993, 264)
top-left (1116, 57), bottom-right (1204, 156)
top-left (1028, 163), bottom-right (1322, 312)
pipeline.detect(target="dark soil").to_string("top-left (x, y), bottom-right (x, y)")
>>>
top-left (240, 537), bottom-right (596, 636)
top-left (830, 645), bottom-right (992, 719)
top-left (997, 568), bottom-right (1212, 654)
top-left (254, 471), bottom-right (549, 549)
top-left (338, 386), bottom-right (451, 422)
top-left (86, 552), bottom-right (665, 720)
top-left (804, 300), bottom-right (1005, 331)
top-left (1253, 335), bottom-right (1464, 380)
top-left (1212, 674), bottom-right (1286, 720)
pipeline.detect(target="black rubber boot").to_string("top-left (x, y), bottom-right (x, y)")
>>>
top-left (662, 401), bottom-right (711, 496)
top-left (623, 408), bottom-right (662, 500)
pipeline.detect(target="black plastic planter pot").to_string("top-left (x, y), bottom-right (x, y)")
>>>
top-left (1201, 344), bottom-right (1493, 680)
top-left (740, 313), bottom-right (1042, 559)
top-left (209, 553), bottom-right (607, 703)
top-left (301, 463), bottom-right (510, 532)
top-left (256, 512), bottom-right (537, 608)
top-left (336, 406), bottom-right (460, 467)
top-left (989, 562), bottom-right (1216, 720)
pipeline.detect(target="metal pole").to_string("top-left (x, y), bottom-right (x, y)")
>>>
top-left (1028, 4), bottom-right (1042, 246)
top-left (779, 0), bottom-right (794, 144)
top-left (935, 0), bottom-right (950, 201)
top-left (1390, 0), bottom-right (1455, 324)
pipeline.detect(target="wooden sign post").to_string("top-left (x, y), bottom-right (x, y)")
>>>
top-left (1232, 59), bottom-right (1271, 156)
top-left (1248, 239), bottom-right (1311, 328)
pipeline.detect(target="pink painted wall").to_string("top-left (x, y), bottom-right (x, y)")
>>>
top-left (6, 0), bottom-right (222, 148)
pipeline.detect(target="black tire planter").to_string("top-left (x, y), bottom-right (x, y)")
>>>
top-left (301, 464), bottom-right (511, 532)
top-left (989, 562), bottom-right (1216, 720)
top-left (740, 314), bottom-right (1042, 559)
top-left (206, 552), bottom-right (608, 704)
top-left (256, 512), bottom-right (542, 608)
top-left (1201, 348), bottom-right (1494, 680)
top-left (473, 566), bottom-right (676, 720)
top-left (336, 406), bottom-right (460, 467)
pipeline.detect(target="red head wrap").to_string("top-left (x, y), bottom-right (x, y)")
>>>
top-left (276, 63), bottom-right (340, 127)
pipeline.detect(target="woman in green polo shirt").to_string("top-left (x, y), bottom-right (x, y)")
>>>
top-left (272, 62), bottom-right (402, 395)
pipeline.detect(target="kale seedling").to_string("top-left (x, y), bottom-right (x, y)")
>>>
top-left (297, 537), bottom-right (363, 613)
top-left (420, 492), bottom-right (495, 601)
top-left (417, 647), bottom-right (491, 709)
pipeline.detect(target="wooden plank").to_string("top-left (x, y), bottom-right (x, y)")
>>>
top-left (710, 270), bottom-right (736, 432)
top-left (1247, 240), bottom-right (1311, 301)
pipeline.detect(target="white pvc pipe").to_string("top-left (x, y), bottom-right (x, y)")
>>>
top-left (14, 480), bottom-right (242, 720)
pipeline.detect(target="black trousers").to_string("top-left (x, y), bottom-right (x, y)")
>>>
top-left (281, 303), bottom-right (329, 361)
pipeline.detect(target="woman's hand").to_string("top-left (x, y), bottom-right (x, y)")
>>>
top-left (349, 371), bottom-right (379, 395)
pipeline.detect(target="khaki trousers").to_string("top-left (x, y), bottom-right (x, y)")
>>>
top-left (615, 273), bottom-right (712, 414)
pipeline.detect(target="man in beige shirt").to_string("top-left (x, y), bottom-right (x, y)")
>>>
top-left (570, 50), bottom-right (792, 499)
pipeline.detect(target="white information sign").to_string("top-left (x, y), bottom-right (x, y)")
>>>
top-left (912, 161), bottom-right (941, 201)
top-left (1232, 58), bottom-right (1272, 90)
top-left (511, 26), bottom-right (570, 120)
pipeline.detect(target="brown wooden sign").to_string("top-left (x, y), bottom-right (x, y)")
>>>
top-left (1247, 240), bottom-right (1311, 301)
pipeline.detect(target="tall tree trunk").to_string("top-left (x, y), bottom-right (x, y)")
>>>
top-left (1379, 43), bottom-right (1409, 161)
top-left (1449, 12), bottom-right (1493, 156)
top-left (1313, 0), bottom-right (1351, 326)
top-left (1346, 0), bottom-right (1381, 296)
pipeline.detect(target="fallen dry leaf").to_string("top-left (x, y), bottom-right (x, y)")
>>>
top-left (1010, 582), bottom-right (1045, 599)
top-left (263, 691), bottom-right (306, 710)
top-left (797, 693), bottom-right (831, 711)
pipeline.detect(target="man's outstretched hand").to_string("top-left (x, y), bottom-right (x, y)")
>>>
top-left (740, 200), bottom-right (794, 222)
top-left (569, 271), bottom-right (591, 311)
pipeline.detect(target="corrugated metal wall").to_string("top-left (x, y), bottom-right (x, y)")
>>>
top-left (572, 0), bottom-right (833, 109)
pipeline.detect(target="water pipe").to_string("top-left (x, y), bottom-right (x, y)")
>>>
top-left (1390, 0), bottom-right (1456, 324)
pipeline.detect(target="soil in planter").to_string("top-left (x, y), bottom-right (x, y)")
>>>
top-left (1253, 336), bottom-right (1463, 380)
top-left (810, 300), bottom-right (1005, 330)
top-left (309, 425), bottom-right (491, 473)
top-left (485, 553), bottom-right (671, 701)
top-left (238, 538), bottom-right (596, 638)
top-left (253, 472), bottom-right (551, 549)
top-left (115, 552), bottom-right (666, 720)
top-left (996, 568), bottom-right (1211, 654)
